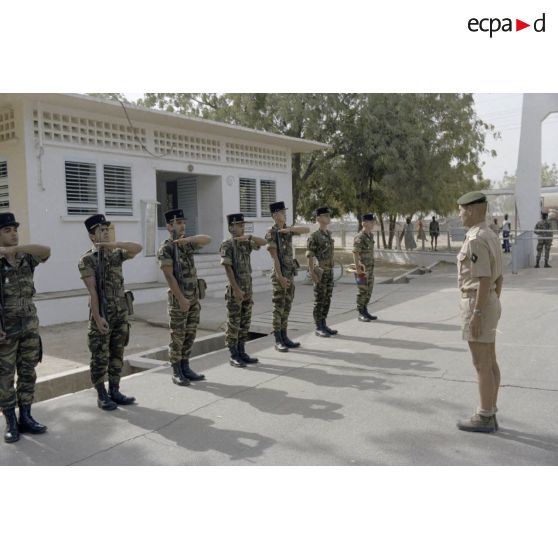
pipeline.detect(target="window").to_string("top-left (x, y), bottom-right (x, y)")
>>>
top-left (0, 160), bottom-right (9, 211)
top-left (260, 179), bottom-right (276, 217)
top-left (239, 177), bottom-right (257, 217)
top-left (65, 161), bottom-right (98, 215)
top-left (104, 165), bottom-right (133, 215)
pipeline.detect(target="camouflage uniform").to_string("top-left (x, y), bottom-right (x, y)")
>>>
top-left (534, 218), bottom-right (553, 264)
top-left (265, 224), bottom-right (299, 331)
top-left (220, 237), bottom-right (260, 348)
top-left (158, 238), bottom-right (201, 365)
top-left (306, 229), bottom-right (335, 323)
top-left (0, 252), bottom-right (48, 410)
top-left (78, 248), bottom-right (131, 387)
top-left (352, 230), bottom-right (375, 311)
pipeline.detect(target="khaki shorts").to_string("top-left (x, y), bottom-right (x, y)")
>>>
top-left (460, 291), bottom-right (501, 343)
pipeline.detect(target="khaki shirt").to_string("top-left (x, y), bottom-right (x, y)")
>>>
top-left (457, 222), bottom-right (502, 292)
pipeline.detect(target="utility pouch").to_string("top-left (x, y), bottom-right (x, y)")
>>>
top-left (197, 278), bottom-right (207, 300)
top-left (124, 290), bottom-right (135, 315)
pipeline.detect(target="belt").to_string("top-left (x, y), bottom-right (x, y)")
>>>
top-left (460, 289), bottom-right (496, 298)
top-left (4, 299), bottom-right (34, 308)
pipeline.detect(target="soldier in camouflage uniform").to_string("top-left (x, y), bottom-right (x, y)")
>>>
top-left (0, 212), bottom-right (50, 443)
top-left (265, 201), bottom-right (309, 352)
top-left (534, 211), bottom-right (553, 268)
top-left (158, 209), bottom-right (211, 386)
top-left (220, 213), bottom-right (267, 367)
top-left (307, 207), bottom-right (337, 338)
top-left (352, 213), bottom-right (378, 322)
top-left (79, 214), bottom-right (142, 411)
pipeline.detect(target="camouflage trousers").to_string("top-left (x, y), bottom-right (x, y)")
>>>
top-left (271, 273), bottom-right (295, 331)
top-left (536, 239), bottom-right (552, 261)
top-left (88, 305), bottom-right (130, 387)
top-left (168, 295), bottom-right (200, 365)
top-left (313, 269), bottom-right (334, 323)
top-left (0, 313), bottom-right (42, 410)
top-left (225, 286), bottom-right (254, 348)
top-left (356, 268), bottom-right (375, 310)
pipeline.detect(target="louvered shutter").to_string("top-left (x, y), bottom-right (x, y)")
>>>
top-left (260, 179), bottom-right (276, 217)
top-left (65, 161), bottom-right (98, 215)
top-left (239, 178), bottom-right (257, 217)
top-left (0, 161), bottom-right (9, 211)
top-left (104, 165), bottom-right (133, 215)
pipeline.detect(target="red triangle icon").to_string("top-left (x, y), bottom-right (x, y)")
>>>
top-left (516, 19), bottom-right (530, 31)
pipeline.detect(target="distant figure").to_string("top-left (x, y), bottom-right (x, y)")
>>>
top-left (534, 211), bottom-right (553, 268)
top-left (395, 221), bottom-right (403, 250)
top-left (403, 218), bottom-right (416, 250)
top-left (417, 219), bottom-right (427, 250)
top-left (501, 214), bottom-right (511, 253)
top-left (429, 216), bottom-right (440, 251)
top-left (489, 218), bottom-right (500, 235)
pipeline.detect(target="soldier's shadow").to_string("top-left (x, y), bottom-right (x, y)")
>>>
top-left (339, 335), bottom-right (466, 353)
top-left (195, 381), bottom-right (344, 421)
top-left (374, 319), bottom-right (461, 332)
top-left (494, 427), bottom-right (558, 454)
top-left (118, 405), bottom-right (276, 462)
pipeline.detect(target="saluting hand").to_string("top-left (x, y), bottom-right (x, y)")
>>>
top-left (173, 237), bottom-right (191, 245)
top-left (95, 242), bottom-right (118, 251)
top-left (278, 227), bottom-right (291, 234)
top-left (0, 246), bottom-right (14, 257)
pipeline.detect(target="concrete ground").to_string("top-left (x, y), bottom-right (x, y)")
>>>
top-left (4, 261), bottom-right (558, 465)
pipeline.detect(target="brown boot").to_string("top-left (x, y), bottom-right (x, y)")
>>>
top-left (457, 413), bottom-right (496, 433)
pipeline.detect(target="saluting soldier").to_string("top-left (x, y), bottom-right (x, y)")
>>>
top-left (456, 191), bottom-right (503, 434)
top-left (534, 210), bottom-right (553, 268)
top-left (0, 213), bottom-right (50, 443)
top-left (265, 201), bottom-right (310, 352)
top-left (307, 207), bottom-right (337, 337)
top-left (78, 214), bottom-right (142, 411)
top-left (158, 209), bottom-right (211, 386)
top-left (352, 213), bottom-right (378, 322)
top-left (220, 213), bottom-right (267, 367)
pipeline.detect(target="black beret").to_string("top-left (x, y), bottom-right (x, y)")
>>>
top-left (84, 214), bottom-right (110, 233)
top-left (362, 213), bottom-right (375, 221)
top-left (269, 201), bottom-right (287, 213)
top-left (165, 209), bottom-right (185, 223)
top-left (0, 212), bottom-right (20, 230)
top-left (315, 207), bottom-right (331, 217)
top-left (227, 213), bottom-right (245, 225)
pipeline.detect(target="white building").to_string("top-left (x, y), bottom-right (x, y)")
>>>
top-left (0, 93), bottom-right (327, 324)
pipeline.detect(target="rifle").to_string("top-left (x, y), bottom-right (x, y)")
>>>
top-left (95, 228), bottom-right (108, 322)
top-left (172, 218), bottom-right (187, 296)
top-left (274, 227), bottom-right (286, 277)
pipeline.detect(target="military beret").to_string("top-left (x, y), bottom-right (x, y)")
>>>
top-left (315, 206), bottom-right (331, 217)
top-left (165, 209), bottom-right (185, 223)
top-left (84, 214), bottom-right (110, 233)
top-left (457, 191), bottom-right (487, 206)
top-left (269, 201), bottom-right (287, 213)
top-left (0, 212), bottom-right (20, 230)
top-left (541, 210), bottom-right (549, 216)
top-left (362, 213), bottom-right (375, 221)
top-left (227, 213), bottom-right (245, 225)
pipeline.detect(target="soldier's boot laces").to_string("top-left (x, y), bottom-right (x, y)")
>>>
top-left (364, 307), bottom-right (377, 321)
top-left (274, 331), bottom-right (289, 352)
top-left (229, 347), bottom-right (247, 368)
top-left (322, 320), bottom-right (338, 336)
top-left (281, 330), bottom-right (300, 348)
top-left (358, 309), bottom-right (371, 322)
top-left (108, 384), bottom-right (136, 405)
top-left (238, 342), bottom-right (258, 364)
top-left (181, 360), bottom-right (205, 381)
top-left (94, 383), bottom-right (118, 410)
top-left (3, 408), bottom-right (20, 443)
top-left (18, 404), bottom-right (47, 434)
top-left (315, 321), bottom-right (330, 337)
top-left (456, 413), bottom-right (496, 433)
top-left (171, 363), bottom-right (191, 386)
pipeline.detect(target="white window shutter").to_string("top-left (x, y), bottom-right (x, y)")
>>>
top-left (104, 165), bottom-right (133, 216)
top-left (260, 179), bottom-right (277, 217)
top-left (0, 161), bottom-right (9, 211)
top-left (239, 177), bottom-right (257, 217)
top-left (65, 161), bottom-right (98, 215)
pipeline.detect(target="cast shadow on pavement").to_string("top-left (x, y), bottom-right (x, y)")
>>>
top-left (374, 319), bottom-right (461, 331)
top-left (339, 335), bottom-right (465, 353)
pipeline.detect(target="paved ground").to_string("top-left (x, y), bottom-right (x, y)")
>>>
top-left (4, 261), bottom-right (558, 465)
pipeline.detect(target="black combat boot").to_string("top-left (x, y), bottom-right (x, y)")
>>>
top-left (315, 320), bottom-right (330, 337)
top-left (238, 342), bottom-right (259, 364)
top-left (3, 408), bottom-right (20, 443)
top-left (281, 330), bottom-right (300, 348)
top-left (95, 383), bottom-right (118, 410)
top-left (322, 320), bottom-right (338, 335)
top-left (358, 308), bottom-right (371, 322)
top-left (535, 258), bottom-right (540, 268)
top-left (172, 363), bottom-right (191, 386)
top-left (544, 261), bottom-right (552, 268)
top-left (109, 383), bottom-right (136, 405)
top-left (18, 404), bottom-right (48, 434)
top-left (181, 359), bottom-right (206, 381)
top-left (363, 307), bottom-right (378, 321)
top-left (229, 346), bottom-right (247, 367)
top-left (274, 330), bottom-right (289, 351)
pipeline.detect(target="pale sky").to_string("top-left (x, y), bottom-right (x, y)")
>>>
top-left (123, 92), bottom-right (558, 185)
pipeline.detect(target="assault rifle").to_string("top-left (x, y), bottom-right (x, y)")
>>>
top-left (172, 218), bottom-right (187, 295)
top-left (95, 228), bottom-right (108, 321)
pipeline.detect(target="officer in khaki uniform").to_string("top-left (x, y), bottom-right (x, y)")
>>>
top-left (220, 213), bottom-right (267, 367)
top-left (307, 207), bottom-right (337, 337)
top-left (352, 213), bottom-right (378, 322)
top-left (456, 191), bottom-right (504, 434)
top-left (534, 211), bottom-right (553, 268)
top-left (158, 209), bottom-right (211, 386)
top-left (79, 214), bottom-right (143, 411)
top-left (0, 213), bottom-right (50, 443)
top-left (266, 201), bottom-right (309, 352)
